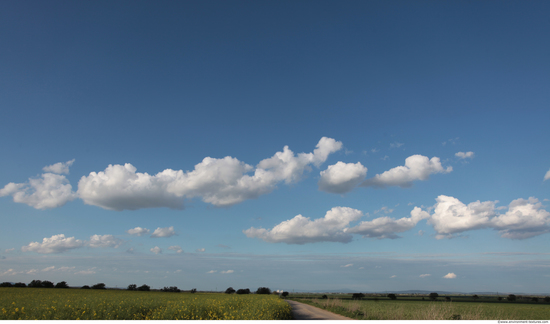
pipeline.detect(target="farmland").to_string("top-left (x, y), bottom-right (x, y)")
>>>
top-left (0, 288), bottom-right (292, 320)
top-left (289, 294), bottom-right (550, 320)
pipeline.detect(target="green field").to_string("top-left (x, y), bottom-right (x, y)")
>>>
top-left (289, 296), bottom-right (550, 320)
top-left (0, 288), bottom-right (292, 320)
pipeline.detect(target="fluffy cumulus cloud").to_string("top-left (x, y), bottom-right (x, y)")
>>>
top-left (76, 137), bottom-right (342, 211)
top-left (443, 273), bottom-right (457, 279)
top-left (168, 245), bottom-right (183, 253)
top-left (126, 227), bottom-right (150, 236)
top-left (42, 159), bottom-right (75, 174)
top-left (151, 226), bottom-right (176, 238)
top-left (346, 207), bottom-right (430, 239)
top-left (0, 171), bottom-right (76, 209)
top-left (150, 246), bottom-right (162, 254)
top-left (87, 235), bottom-right (124, 248)
top-left (544, 168), bottom-right (550, 181)
top-left (490, 198), bottom-right (550, 239)
top-left (21, 234), bottom-right (85, 254)
top-left (424, 195), bottom-right (550, 239)
top-left (362, 155), bottom-right (452, 188)
top-left (427, 195), bottom-right (497, 239)
top-left (77, 163), bottom-right (186, 211)
top-left (455, 151), bottom-right (475, 159)
top-left (243, 207), bottom-right (363, 244)
top-left (318, 162), bottom-right (367, 194)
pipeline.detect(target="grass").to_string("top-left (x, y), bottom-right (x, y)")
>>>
top-left (289, 297), bottom-right (550, 320)
top-left (0, 288), bottom-right (292, 320)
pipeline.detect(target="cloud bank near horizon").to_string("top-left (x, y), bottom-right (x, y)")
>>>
top-left (245, 196), bottom-right (550, 244)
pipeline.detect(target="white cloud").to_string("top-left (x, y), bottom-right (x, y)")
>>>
top-left (207, 270), bottom-right (217, 273)
top-left (490, 197), bottom-right (550, 239)
top-left (77, 163), bottom-right (186, 211)
top-left (244, 207), bottom-right (363, 244)
top-left (362, 155), bottom-right (452, 188)
top-left (428, 195), bottom-right (497, 239)
top-left (5, 248), bottom-right (15, 253)
top-left (126, 227), bottom-right (150, 236)
top-left (196, 248), bottom-right (205, 252)
top-left (168, 245), bottom-right (183, 253)
top-left (341, 264), bottom-right (353, 268)
top-left (443, 273), bottom-right (457, 279)
top-left (220, 270), bottom-right (234, 274)
top-left (42, 266), bottom-right (55, 272)
top-left (22, 234), bottom-right (85, 254)
top-left (544, 169), bottom-right (550, 181)
top-left (424, 196), bottom-right (550, 240)
top-left (318, 162), bottom-right (367, 194)
top-left (390, 275), bottom-right (397, 278)
top-left (76, 137), bottom-right (342, 210)
top-left (381, 155), bottom-right (389, 161)
top-left (151, 226), bottom-right (176, 238)
top-left (346, 207), bottom-right (430, 239)
top-left (0, 172), bottom-right (76, 209)
top-left (43, 159), bottom-right (75, 174)
top-left (150, 246), bottom-right (162, 254)
top-left (88, 235), bottom-right (123, 248)
top-left (419, 274), bottom-right (431, 278)
top-left (455, 151), bottom-right (475, 159)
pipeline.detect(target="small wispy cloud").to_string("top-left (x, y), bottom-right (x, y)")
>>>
top-left (390, 275), bottom-right (397, 278)
top-left (419, 274), bottom-right (431, 278)
top-left (341, 264), bottom-right (353, 268)
top-left (207, 270), bottom-right (217, 274)
top-left (455, 151), bottom-right (475, 160)
top-left (196, 248), bottom-right (205, 252)
top-left (443, 273), bottom-right (457, 279)
top-left (390, 142), bottom-right (404, 149)
top-left (221, 270), bottom-right (234, 274)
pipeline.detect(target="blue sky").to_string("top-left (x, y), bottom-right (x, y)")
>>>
top-left (1, 0), bottom-right (550, 293)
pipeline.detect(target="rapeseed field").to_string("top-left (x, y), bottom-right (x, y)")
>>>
top-left (0, 288), bottom-right (292, 320)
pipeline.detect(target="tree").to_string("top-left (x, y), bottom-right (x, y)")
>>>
top-left (387, 294), bottom-right (397, 300)
top-left (445, 297), bottom-right (452, 302)
top-left (190, 288), bottom-right (197, 293)
top-left (55, 281), bottom-right (69, 288)
top-left (92, 283), bottom-right (106, 289)
top-left (507, 294), bottom-right (516, 302)
top-left (352, 293), bottom-right (365, 300)
top-left (42, 281), bottom-right (55, 288)
top-left (429, 293), bottom-right (439, 301)
top-left (322, 295), bottom-right (328, 299)
top-left (225, 287), bottom-right (236, 294)
top-left (236, 288), bottom-right (250, 294)
top-left (81, 285), bottom-right (91, 289)
top-left (162, 286), bottom-right (181, 292)
top-left (281, 292), bottom-right (289, 298)
top-left (544, 296), bottom-right (550, 303)
top-left (28, 280), bottom-right (43, 288)
top-left (127, 284), bottom-right (137, 291)
top-left (472, 294), bottom-right (479, 301)
top-left (0, 282), bottom-right (13, 287)
top-left (531, 297), bottom-right (539, 303)
top-left (498, 297), bottom-right (503, 301)
top-left (137, 284), bottom-right (150, 291)
top-left (256, 287), bottom-right (271, 295)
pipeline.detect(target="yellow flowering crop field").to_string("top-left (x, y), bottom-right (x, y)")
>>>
top-left (0, 288), bottom-right (293, 320)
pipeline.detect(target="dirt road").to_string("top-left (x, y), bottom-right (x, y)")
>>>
top-left (286, 300), bottom-right (354, 320)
